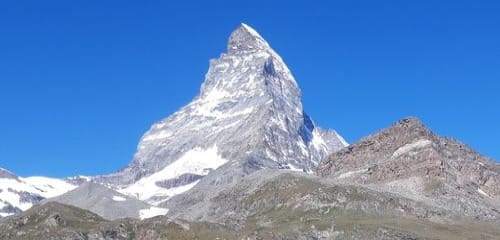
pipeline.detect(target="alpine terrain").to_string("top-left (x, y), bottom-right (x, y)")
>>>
top-left (1, 24), bottom-right (499, 240)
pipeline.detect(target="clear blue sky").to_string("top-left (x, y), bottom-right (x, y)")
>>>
top-left (1, 1), bottom-right (499, 177)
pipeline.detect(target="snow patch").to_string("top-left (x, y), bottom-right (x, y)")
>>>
top-left (0, 176), bottom-right (76, 212)
top-left (112, 196), bottom-right (126, 202)
top-left (139, 207), bottom-right (169, 220)
top-left (311, 129), bottom-right (328, 151)
top-left (120, 145), bottom-right (227, 204)
top-left (142, 130), bottom-right (173, 141)
top-left (392, 139), bottom-right (432, 159)
top-left (0, 212), bottom-right (13, 217)
top-left (23, 176), bottom-right (77, 198)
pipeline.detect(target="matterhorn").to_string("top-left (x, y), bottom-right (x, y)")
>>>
top-left (97, 23), bottom-right (347, 205)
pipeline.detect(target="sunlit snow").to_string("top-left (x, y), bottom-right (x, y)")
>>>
top-left (392, 139), bottom-right (432, 159)
top-left (112, 196), bottom-right (127, 202)
top-left (0, 177), bottom-right (76, 211)
top-left (119, 145), bottom-right (227, 204)
top-left (139, 206), bottom-right (169, 220)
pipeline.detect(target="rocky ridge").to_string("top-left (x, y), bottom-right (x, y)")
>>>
top-left (317, 117), bottom-right (500, 220)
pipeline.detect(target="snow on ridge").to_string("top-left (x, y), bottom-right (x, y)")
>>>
top-left (142, 130), bottom-right (173, 142)
top-left (0, 167), bottom-right (15, 175)
top-left (112, 196), bottom-right (127, 202)
top-left (22, 176), bottom-right (77, 198)
top-left (66, 175), bottom-right (92, 181)
top-left (241, 23), bottom-right (265, 40)
top-left (119, 145), bottom-right (227, 204)
top-left (392, 139), bottom-right (432, 159)
top-left (335, 131), bottom-right (349, 147)
top-left (1, 176), bottom-right (76, 212)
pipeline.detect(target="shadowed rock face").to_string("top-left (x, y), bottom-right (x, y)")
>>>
top-left (317, 117), bottom-right (500, 220)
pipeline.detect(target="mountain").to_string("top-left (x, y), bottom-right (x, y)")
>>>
top-left (317, 117), bottom-right (500, 220)
top-left (44, 182), bottom-right (168, 220)
top-left (96, 23), bottom-right (347, 205)
top-left (2, 23), bottom-right (500, 239)
top-left (0, 167), bottom-right (76, 218)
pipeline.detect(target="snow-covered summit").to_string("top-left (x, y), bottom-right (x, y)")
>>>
top-left (98, 24), bottom-right (347, 205)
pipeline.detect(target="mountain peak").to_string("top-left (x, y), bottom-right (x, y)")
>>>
top-left (97, 24), bottom-right (347, 205)
top-left (386, 117), bottom-right (433, 140)
top-left (227, 23), bottom-right (270, 53)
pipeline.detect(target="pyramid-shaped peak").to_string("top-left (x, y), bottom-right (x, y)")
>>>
top-left (227, 23), bottom-right (271, 53)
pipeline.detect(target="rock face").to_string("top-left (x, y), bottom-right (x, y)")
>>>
top-left (44, 182), bottom-right (167, 220)
top-left (97, 23), bottom-right (347, 204)
top-left (317, 117), bottom-right (500, 220)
